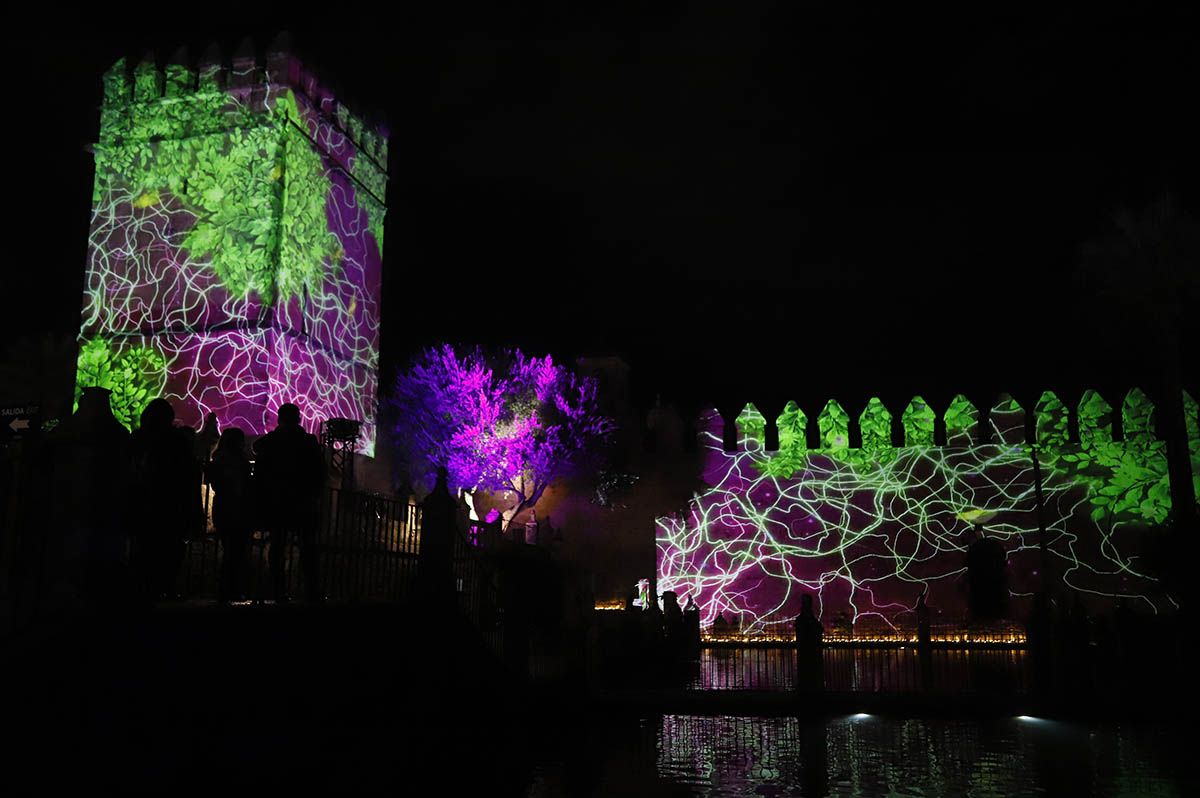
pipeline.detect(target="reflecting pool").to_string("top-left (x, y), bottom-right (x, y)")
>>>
top-left (526, 715), bottom-right (1188, 797)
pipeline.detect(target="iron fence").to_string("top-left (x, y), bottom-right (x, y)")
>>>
top-left (179, 487), bottom-right (420, 603)
top-left (451, 520), bottom-right (503, 657)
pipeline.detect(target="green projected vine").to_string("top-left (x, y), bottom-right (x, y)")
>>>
top-left (658, 391), bottom-right (1199, 636)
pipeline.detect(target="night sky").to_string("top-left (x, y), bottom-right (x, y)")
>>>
top-left (7, 6), bottom-right (1197, 410)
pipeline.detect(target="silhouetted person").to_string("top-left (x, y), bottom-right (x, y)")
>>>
top-left (418, 467), bottom-right (456, 601)
top-left (197, 412), bottom-right (220, 462)
top-left (621, 587), bottom-right (642, 679)
top-left (916, 591), bottom-right (933, 688)
top-left (1027, 590), bottom-right (1055, 697)
top-left (712, 612), bottom-right (729, 639)
top-left (206, 428), bottom-right (252, 602)
top-left (966, 523), bottom-right (1008, 621)
top-left (642, 591), bottom-right (664, 652)
top-left (49, 386), bottom-right (130, 607)
top-left (625, 587), bottom-right (639, 614)
top-left (682, 595), bottom-right (701, 659)
top-left (916, 592), bottom-right (931, 644)
top-left (127, 399), bottom-right (196, 602)
top-left (794, 594), bottom-right (823, 692)
top-left (254, 403), bottom-right (324, 602)
top-left (662, 590), bottom-right (684, 657)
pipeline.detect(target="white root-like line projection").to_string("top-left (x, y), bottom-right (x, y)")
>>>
top-left (657, 400), bottom-right (1196, 637)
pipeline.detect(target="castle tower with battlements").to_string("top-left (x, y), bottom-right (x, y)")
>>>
top-left (77, 35), bottom-right (388, 453)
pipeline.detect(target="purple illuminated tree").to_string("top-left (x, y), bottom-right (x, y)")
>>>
top-left (392, 345), bottom-right (615, 526)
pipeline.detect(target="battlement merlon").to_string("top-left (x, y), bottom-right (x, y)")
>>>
top-left (97, 43), bottom-right (389, 185)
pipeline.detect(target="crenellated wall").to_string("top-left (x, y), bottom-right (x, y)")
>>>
top-left (98, 41), bottom-right (388, 176)
top-left (657, 388), bottom-right (1199, 636)
top-left (715, 388), bottom-right (1200, 453)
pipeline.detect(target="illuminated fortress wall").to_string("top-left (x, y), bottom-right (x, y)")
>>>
top-left (76, 46), bottom-right (388, 453)
top-left (656, 391), bottom-right (1200, 635)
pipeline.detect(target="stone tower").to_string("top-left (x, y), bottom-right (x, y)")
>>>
top-left (77, 36), bottom-right (388, 453)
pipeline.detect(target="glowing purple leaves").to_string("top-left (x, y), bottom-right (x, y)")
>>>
top-left (392, 345), bottom-right (615, 523)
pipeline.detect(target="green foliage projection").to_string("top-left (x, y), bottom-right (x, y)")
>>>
top-left (818, 400), bottom-right (849, 450)
top-left (1187, 391), bottom-right (1200, 501)
top-left (1043, 390), bottom-right (1168, 524)
top-left (858, 398), bottom-right (893, 460)
top-left (74, 338), bottom-right (168, 429)
top-left (1122, 387), bottom-right (1154, 442)
top-left (350, 149), bottom-right (387, 256)
top-left (1035, 391), bottom-right (1068, 447)
top-left (902, 397), bottom-right (935, 447)
top-left (1078, 390), bottom-right (1113, 448)
top-left (944, 394), bottom-right (979, 446)
top-left (770, 401), bottom-right (809, 477)
top-left (735, 389), bottom-right (1198, 526)
top-left (279, 95), bottom-right (338, 299)
top-left (95, 67), bottom-right (335, 303)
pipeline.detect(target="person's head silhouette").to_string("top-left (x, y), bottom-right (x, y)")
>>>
top-left (140, 398), bottom-right (175, 432)
top-left (277, 403), bottom-right (301, 428)
top-left (217, 427), bottom-right (246, 456)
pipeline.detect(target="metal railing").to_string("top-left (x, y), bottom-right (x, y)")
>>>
top-left (451, 519), bottom-right (503, 658)
top-left (179, 487), bottom-right (420, 602)
top-left (319, 489), bottom-right (420, 602)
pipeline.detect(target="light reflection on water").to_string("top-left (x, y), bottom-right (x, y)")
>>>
top-left (528, 715), bottom-right (1187, 797)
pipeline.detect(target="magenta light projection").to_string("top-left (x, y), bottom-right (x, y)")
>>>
top-left (391, 345), bottom-right (615, 524)
top-left (657, 394), bottom-right (1198, 637)
top-left (75, 49), bottom-right (387, 452)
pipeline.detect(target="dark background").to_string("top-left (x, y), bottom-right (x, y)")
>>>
top-left (5, 5), bottom-right (1197, 411)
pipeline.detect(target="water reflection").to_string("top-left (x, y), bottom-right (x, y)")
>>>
top-left (529, 715), bottom-right (1186, 797)
top-left (692, 647), bottom-right (1030, 693)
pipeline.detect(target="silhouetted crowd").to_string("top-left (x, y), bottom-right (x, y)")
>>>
top-left (53, 389), bottom-right (326, 608)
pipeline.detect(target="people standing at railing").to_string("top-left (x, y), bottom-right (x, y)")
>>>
top-left (127, 399), bottom-right (198, 603)
top-left (794, 594), bottom-right (824, 692)
top-left (205, 428), bottom-right (253, 603)
top-left (253, 403), bottom-right (325, 603)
